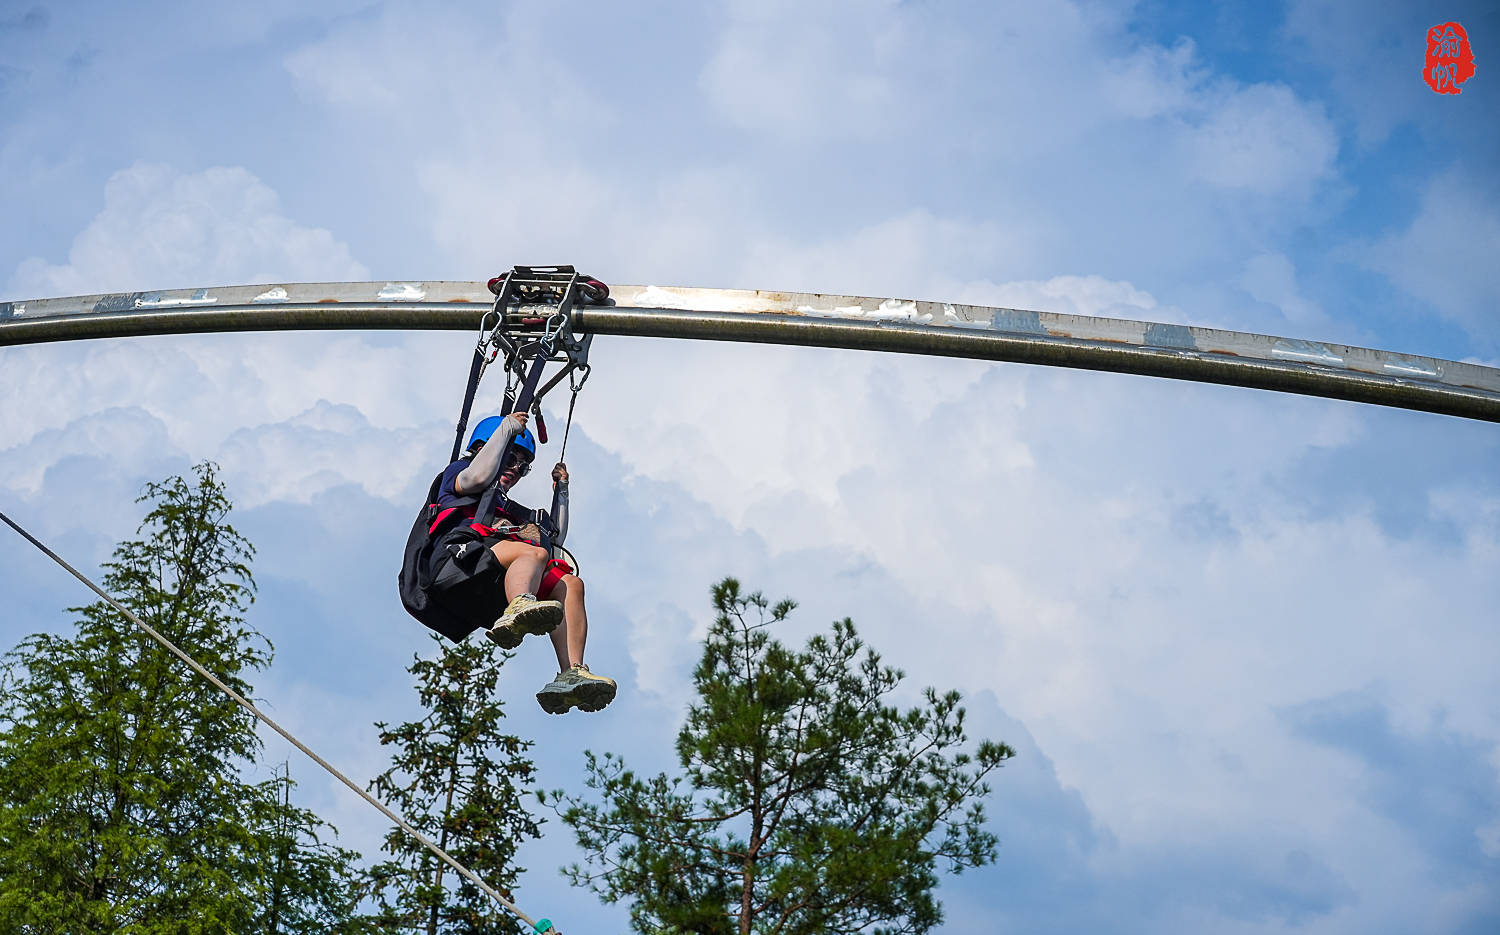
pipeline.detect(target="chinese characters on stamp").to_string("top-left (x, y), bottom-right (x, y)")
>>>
top-left (1425, 22), bottom-right (1475, 95)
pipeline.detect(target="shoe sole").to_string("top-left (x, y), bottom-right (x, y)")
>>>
top-left (513, 602), bottom-right (563, 635)
top-left (536, 678), bottom-right (617, 715)
top-left (484, 627), bottom-right (524, 649)
top-left (486, 602), bottom-right (563, 649)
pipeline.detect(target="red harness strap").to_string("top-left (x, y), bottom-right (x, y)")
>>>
top-left (428, 506), bottom-right (462, 536)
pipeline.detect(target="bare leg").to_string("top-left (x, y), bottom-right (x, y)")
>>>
top-left (545, 574), bottom-right (588, 671)
top-left (533, 573), bottom-right (616, 714)
top-left (489, 541), bottom-right (548, 601)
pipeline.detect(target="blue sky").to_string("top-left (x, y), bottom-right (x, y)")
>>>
top-left (2, 1), bottom-right (1498, 932)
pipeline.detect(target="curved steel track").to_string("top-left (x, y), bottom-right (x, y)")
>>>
top-left (2, 280), bottom-right (1497, 422)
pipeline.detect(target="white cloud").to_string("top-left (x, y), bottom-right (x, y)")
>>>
top-left (700, 0), bottom-right (907, 141)
top-left (6, 163), bottom-right (367, 299)
top-left (285, 1), bottom-right (611, 124)
top-left (736, 210), bottom-right (1048, 299)
top-left (217, 400), bottom-right (438, 507)
top-left (957, 274), bottom-right (1167, 320)
top-left (0, 330), bottom-right (466, 488)
top-left (5, 305), bottom-right (1496, 933)
top-left (699, 0), bottom-right (1337, 198)
top-left (278, 0), bottom-right (1343, 309)
top-left (1240, 252), bottom-right (1328, 327)
top-left (1281, 0), bottom-right (1431, 149)
top-left (1179, 83), bottom-right (1338, 195)
top-left (1363, 169), bottom-right (1500, 343)
top-left (554, 283), bottom-right (1499, 930)
top-left (4, 3), bottom-right (1496, 931)
top-left (0, 405), bottom-right (180, 498)
top-left (1103, 39), bottom-right (1205, 121)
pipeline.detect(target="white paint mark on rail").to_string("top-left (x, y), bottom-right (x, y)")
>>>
top-left (1271, 339), bottom-right (1345, 368)
top-left (137, 288), bottom-right (217, 309)
top-left (377, 282), bottom-right (427, 301)
top-left (1381, 356), bottom-right (1441, 379)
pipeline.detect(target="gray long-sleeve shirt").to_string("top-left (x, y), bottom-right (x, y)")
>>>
top-left (447, 414), bottom-right (569, 545)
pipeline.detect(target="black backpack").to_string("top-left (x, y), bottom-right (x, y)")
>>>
top-left (397, 472), bottom-right (485, 642)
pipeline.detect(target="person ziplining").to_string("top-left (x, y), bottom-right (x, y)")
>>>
top-left (400, 266), bottom-right (616, 716)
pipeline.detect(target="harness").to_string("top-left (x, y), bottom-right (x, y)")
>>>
top-left (460, 266), bottom-right (600, 547)
top-left (398, 266), bottom-right (606, 639)
top-left (425, 478), bottom-right (527, 544)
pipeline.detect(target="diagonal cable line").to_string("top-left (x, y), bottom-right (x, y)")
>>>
top-left (0, 507), bottom-right (551, 933)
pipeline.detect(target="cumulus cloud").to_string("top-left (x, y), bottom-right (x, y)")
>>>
top-left (1362, 169), bottom-right (1500, 347)
top-left (0, 405), bottom-right (178, 497)
top-left (1102, 38), bottom-right (1205, 121)
top-left (1282, 689), bottom-right (1500, 879)
top-left (279, 0), bottom-right (1344, 312)
top-left (1240, 252), bottom-right (1329, 327)
top-left (552, 281), bottom-right (1499, 931)
top-left (736, 210), bottom-right (1048, 299)
top-left (6, 321), bottom-right (1497, 935)
top-left (0, 329), bottom-right (470, 489)
top-left (5, 163), bottom-right (367, 299)
top-left (697, 0), bottom-right (1338, 195)
top-left (700, 0), bottom-right (909, 141)
top-left (1178, 83), bottom-right (1338, 195)
top-left (4, 3), bottom-right (1496, 932)
top-left (217, 401), bottom-right (439, 507)
top-left (956, 274), bottom-right (1170, 321)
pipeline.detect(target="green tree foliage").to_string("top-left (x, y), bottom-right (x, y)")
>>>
top-left (550, 578), bottom-right (1015, 935)
top-left (366, 636), bottom-right (543, 935)
top-left (257, 763), bottom-right (375, 934)
top-left (0, 462), bottom-right (367, 932)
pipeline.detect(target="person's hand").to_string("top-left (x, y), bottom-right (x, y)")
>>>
top-left (552, 462), bottom-right (569, 485)
top-left (508, 411), bottom-right (529, 427)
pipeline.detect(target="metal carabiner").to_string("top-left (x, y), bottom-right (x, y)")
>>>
top-left (477, 308), bottom-right (503, 362)
top-left (569, 362), bottom-right (592, 394)
top-left (540, 308), bottom-right (569, 357)
top-left (478, 307), bottom-right (500, 341)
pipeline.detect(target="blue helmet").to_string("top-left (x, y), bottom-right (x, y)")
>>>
top-left (467, 415), bottom-right (536, 456)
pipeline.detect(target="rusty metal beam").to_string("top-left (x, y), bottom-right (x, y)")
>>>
top-left (2, 280), bottom-right (1497, 422)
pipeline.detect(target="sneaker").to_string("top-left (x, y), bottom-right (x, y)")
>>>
top-left (536, 663), bottom-right (618, 714)
top-left (485, 593), bottom-right (563, 650)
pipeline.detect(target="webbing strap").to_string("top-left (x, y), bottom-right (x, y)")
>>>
top-left (450, 347), bottom-right (488, 464)
top-left (514, 348), bottom-right (549, 414)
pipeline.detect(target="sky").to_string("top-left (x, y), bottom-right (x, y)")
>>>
top-left (1, 1), bottom-right (1498, 932)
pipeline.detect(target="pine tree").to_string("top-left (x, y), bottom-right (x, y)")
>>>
top-left (366, 635), bottom-right (543, 935)
top-left (550, 578), bottom-right (1015, 935)
top-left (0, 462), bottom-right (368, 932)
top-left (254, 762), bottom-right (373, 934)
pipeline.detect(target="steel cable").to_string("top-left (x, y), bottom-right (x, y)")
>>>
top-left (0, 507), bottom-right (551, 933)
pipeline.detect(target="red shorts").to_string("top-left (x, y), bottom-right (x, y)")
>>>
top-left (536, 557), bottom-right (573, 601)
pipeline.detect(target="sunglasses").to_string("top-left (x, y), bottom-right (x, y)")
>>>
top-left (504, 449), bottom-right (534, 475)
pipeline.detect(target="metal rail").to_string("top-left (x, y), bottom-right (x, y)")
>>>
top-left (3, 281), bottom-right (1498, 423)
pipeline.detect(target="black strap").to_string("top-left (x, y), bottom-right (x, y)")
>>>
top-left (450, 348), bottom-right (488, 464)
top-left (513, 348), bottom-right (548, 413)
top-left (558, 386), bottom-right (578, 462)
